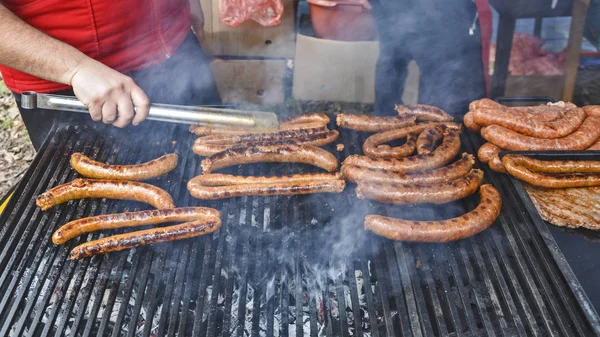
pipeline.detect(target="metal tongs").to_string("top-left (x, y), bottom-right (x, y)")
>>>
top-left (20, 92), bottom-right (279, 131)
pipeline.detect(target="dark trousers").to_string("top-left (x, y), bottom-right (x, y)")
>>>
top-left (14, 31), bottom-right (221, 150)
top-left (370, 0), bottom-right (486, 116)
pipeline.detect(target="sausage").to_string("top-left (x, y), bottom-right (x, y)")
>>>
top-left (188, 180), bottom-right (346, 199)
top-left (335, 114), bottom-right (417, 132)
top-left (194, 127), bottom-right (329, 145)
top-left (189, 172), bottom-right (343, 186)
top-left (488, 154), bottom-right (507, 173)
top-left (469, 98), bottom-right (504, 112)
top-left (463, 111), bottom-right (481, 132)
top-left (472, 107), bottom-right (586, 138)
top-left (282, 113), bottom-right (330, 125)
top-left (36, 179), bottom-right (175, 211)
top-left (355, 169), bottom-right (483, 205)
top-left (470, 99), bottom-right (572, 119)
top-left (395, 104), bottom-right (453, 121)
top-left (477, 142), bottom-right (502, 164)
top-left (364, 184), bottom-right (501, 242)
top-left (192, 131), bottom-right (340, 156)
top-left (503, 154), bottom-right (600, 188)
top-left (69, 216), bottom-right (222, 259)
top-left (362, 122), bottom-right (458, 159)
top-left (342, 153), bottom-right (474, 184)
top-left (416, 124), bottom-right (446, 154)
top-left (201, 143), bottom-right (339, 174)
top-left (588, 139), bottom-right (600, 150)
top-left (69, 153), bottom-right (178, 181)
top-left (52, 207), bottom-right (220, 245)
top-left (343, 127), bottom-right (461, 172)
top-left (502, 154), bottom-right (600, 174)
top-left (584, 105), bottom-right (600, 118)
top-left (480, 116), bottom-right (600, 151)
top-left (189, 120), bottom-right (327, 136)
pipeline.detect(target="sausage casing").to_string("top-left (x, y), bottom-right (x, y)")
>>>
top-left (69, 216), bottom-right (222, 259)
top-left (201, 143), bottom-right (339, 173)
top-left (503, 154), bottom-right (600, 174)
top-left (480, 116), bottom-right (600, 151)
top-left (477, 142), bottom-right (502, 164)
top-left (189, 172), bottom-right (343, 186)
top-left (52, 207), bottom-right (220, 244)
top-left (282, 113), bottom-right (330, 125)
top-left (364, 184), bottom-right (501, 242)
top-left (463, 111), bottom-right (481, 132)
top-left (416, 124), bottom-right (446, 154)
top-left (36, 179), bottom-right (175, 211)
top-left (70, 153), bottom-right (178, 181)
top-left (188, 180), bottom-right (346, 199)
top-left (395, 104), bottom-right (454, 121)
top-left (502, 155), bottom-right (600, 188)
top-left (488, 154), bottom-right (507, 173)
top-left (342, 153), bottom-right (474, 184)
top-left (189, 120), bottom-right (327, 136)
top-left (335, 114), bottom-right (417, 132)
top-left (355, 169), bottom-right (483, 205)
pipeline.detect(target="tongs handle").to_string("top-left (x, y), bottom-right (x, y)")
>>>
top-left (20, 91), bottom-right (280, 130)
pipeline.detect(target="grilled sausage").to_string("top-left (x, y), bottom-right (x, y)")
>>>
top-left (189, 172), bottom-right (343, 186)
top-left (472, 107), bottom-right (586, 138)
top-left (201, 143), bottom-right (339, 173)
top-left (342, 153), bottom-right (474, 184)
top-left (36, 179), bottom-right (175, 211)
top-left (364, 184), bottom-right (501, 242)
top-left (584, 105), bottom-right (600, 118)
top-left (480, 116), bottom-right (600, 151)
top-left (189, 120), bottom-right (327, 136)
top-left (362, 123), bottom-right (458, 159)
top-left (477, 142), bottom-right (502, 164)
top-left (355, 169), bottom-right (483, 204)
top-left (488, 154), bottom-right (507, 173)
top-left (469, 99), bottom-right (572, 120)
top-left (395, 104), bottom-right (453, 121)
top-left (416, 124), bottom-right (446, 154)
top-left (69, 153), bottom-right (178, 181)
top-left (52, 207), bottom-right (220, 245)
top-left (588, 139), bottom-right (600, 150)
top-left (503, 154), bottom-right (600, 174)
top-left (194, 127), bottom-right (329, 145)
top-left (189, 180), bottom-right (346, 199)
top-left (343, 128), bottom-right (461, 172)
top-left (503, 155), bottom-right (600, 188)
top-left (335, 114), bottom-right (417, 132)
top-left (463, 111), bottom-right (481, 132)
top-left (193, 131), bottom-right (340, 156)
top-left (283, 113), bottom-right (330, 125)
top-left (69, 216), bottom-right (222, 259)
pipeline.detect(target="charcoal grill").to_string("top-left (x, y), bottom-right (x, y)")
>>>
top-left (0, 118), bottom-right (599, 337)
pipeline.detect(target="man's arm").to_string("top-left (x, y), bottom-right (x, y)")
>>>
top-left (0, 4), bottom-right (150, 127)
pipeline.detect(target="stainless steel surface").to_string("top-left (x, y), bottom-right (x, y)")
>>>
top-left (20, 91), bottom-right (279, 130)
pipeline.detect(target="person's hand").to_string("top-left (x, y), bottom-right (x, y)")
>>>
top-left (69, 58), bottom-right (150, 127)
top-left (190, 0), bottom-right (205, 44)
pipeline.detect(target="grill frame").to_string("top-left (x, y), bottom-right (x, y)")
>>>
top-left (0, 119), bottom-right (598, 336)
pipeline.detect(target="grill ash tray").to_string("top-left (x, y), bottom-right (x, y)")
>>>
top-left (0, 122), bottom-right (599, 337)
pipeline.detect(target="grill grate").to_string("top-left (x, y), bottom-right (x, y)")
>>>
top-left (0, 119), bottom-right (598, 337)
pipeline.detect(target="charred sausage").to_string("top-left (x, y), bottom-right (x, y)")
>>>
top-left (36, 179), bottom-right (175, 211)
top-left (52, 207), bottom-right (220, 244)
top-left (189, 120), bottom-right (327, 136)
top-left (343, 127), bottom-right (461, 172)
top-left (355, 169), bottom-right (483, 205)
top-left (201, 143), bottom-right (339, 173)
top-left (477, 142), bottom-right (502, 164)
top-left (472, 107), bottom-right (586, 138)
top-left (480, 116), bottom-right (600, 151)
top-left (69, 216), bottom-right (222, 259)
top-left (363, 134), bottom-right (418, 159)
top-left (364, 184), bottom-right (501, 242)
top-left (194, 127), bottom-right (329, 145)
top-left (342, 153), bottom-right (474, 184)
top-left (502, 154), bottom-right (600, 188)
top-left (416, 124), bottom-right (446, 154)
top-left (335, 114), bottom-right (417, 132)
top-left (282, 113), bottom-right (330, 125)
top-left (188, 180), bottom-right (346, 199)
top-left (69, 153), bottom-right (178, 181)
top-left (395, 104), bottom-right (453, 121)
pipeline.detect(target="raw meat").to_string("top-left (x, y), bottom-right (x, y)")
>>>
top-left (219, 0), bottom-right (283, 27)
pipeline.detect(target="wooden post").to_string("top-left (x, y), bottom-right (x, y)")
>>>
top-left (491, 15), bottom-right (516, 99)
top-left (562, 0), bottom-right (590, 102)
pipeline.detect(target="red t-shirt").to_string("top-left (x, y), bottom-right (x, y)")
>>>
top-left (0, 0), bottom-right (191, 93)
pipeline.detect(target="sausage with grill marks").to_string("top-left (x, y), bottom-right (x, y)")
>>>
top-left (343, 127), bottom-right (461, 172)
top-left (502, 154), bottom-right (600, 188)
top-left (416, 124), bottom-right (446, 154)
top-left (69, 153), bottom-right (178, 181)
top-left (69, 216), bottom-right (222, 259)
top-left (477, 142), bottom-right (502, 164)
top-left (472, 107), bottom-right (586, 138)
top-left (342, 153), bottom-right (474, 184)
top-left (189, 120), bottom-right (327, 136)
top-left (192, 130), bottom-right (340, 156)
top-left (335, 114), bottom-right (417, 132)
top-left (189, 172), bottom-right (343, 186)
top-left (395, 104), bottom-right (453, 122)
top-left (364, 184), bottom-right (501, 242)
top-left (480, 116), bottom-right (600, 151)
top-left (36, 179), bottom-right (175, 211)
top-left (52, 207), bottom-right (220, 245)
top-left (355, 169), bottom-right (484, 205)
top-left (195, 127), bottom-right (329, 145)
top-left (201, 143), bottom-right (339, 173)
top-left (188, 179), bottom-right (346, 200)
top-left (283, 113), bottom-right (330, 125)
